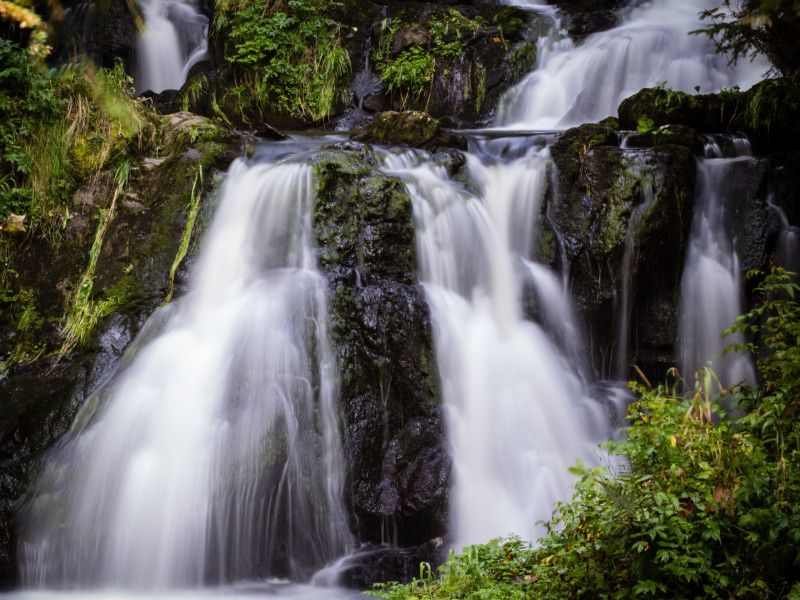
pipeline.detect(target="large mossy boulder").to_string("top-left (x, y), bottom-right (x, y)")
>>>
top-left (311, 147), bottom-right (449, 568)
top-left (618, 76), bottom-right (800, 155)
top-left (547, 121), bottom-right (695, 381)
top-left (0, 113), bottom-right (240, 587)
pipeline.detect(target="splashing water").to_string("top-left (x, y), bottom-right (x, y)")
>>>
top-left (379, 143), bottom-right (611, 548)
top-left (17, 157), bottom-right (352, 589)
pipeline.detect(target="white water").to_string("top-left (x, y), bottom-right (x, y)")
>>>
top-left (17, 157), bottom-right (352, 589)
top-left (496, 0), bottom-right (769, 129)
top-left (679, 147), bottom-right (756, 389)
top-left (0, 585), bottom-right (361, 600)
top-left (379, 143), bottom-right (614, 548)
top-left (136, 0), bottom-right (208, 94)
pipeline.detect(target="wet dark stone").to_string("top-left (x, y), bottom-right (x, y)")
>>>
top-left (339, 538), bottom-right (449, 588)
top-left (547, 0), bottom-right (626, 39)
top-left (549, 122), bottom-right (696, 381)
top-left (140, 89), bottom-right (182, 114)
top-left (312, 148), bottom-right (449, 551)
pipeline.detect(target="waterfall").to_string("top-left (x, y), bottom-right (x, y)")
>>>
top-left (17, 157), bottom-right (352, 589)
top-left (612, 156), bottom-right (656, 381)
top-left (495, 0), bottom-right (768, 129)
top-left (136, 0), bottom-right (208, 94)
top-left (679, 143), bottom-right (756, 389)
top-left (379, 141), bottom-right (610, 548)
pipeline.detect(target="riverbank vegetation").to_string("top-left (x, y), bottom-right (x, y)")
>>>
top-left (0, 39), bottom-right (152, 233)
top-left (369, 269), bottom-right (800, 599)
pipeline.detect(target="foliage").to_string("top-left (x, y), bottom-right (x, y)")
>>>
top-left (218, 0), bottom-right (351, 122)
top-left (636, 115), bottom-right (673, 148)
top-left (695, 0), bottom-right (800, 75)
top-left (373, 9), bottom-right (485, 110)
top-left (370, 269), bottom-right (800, 600)
top-left (379, 47), bottom-right (435, 107)
top-left (0, 40), bottom-right (148, 234)
top-left (163, 166), bottom-right (203, 305)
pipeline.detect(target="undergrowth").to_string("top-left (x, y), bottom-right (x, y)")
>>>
top-left (370, 268), bottom-right (800, 600)
top-left (0, 39), bottom-right (152, 237)
top-left (215, 0), bottom-right (351, 123)
top-left (373, 8), bottom-right (484, 109)
top-left (0, 40), bottom-right (156, 373)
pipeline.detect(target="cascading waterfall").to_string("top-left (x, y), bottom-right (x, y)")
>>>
top-left (7, 0), bottom-right (783, 594)
top-left (17, 156), bottom-right (352, 589)
top-left (679, 140), bottom-right (756, 389)
top-left (136, 0), bottom-right (208, 94)
top-left (379, 139), bottom-right (611, 548)
top-left (496, 0), bottom-right (768, 129)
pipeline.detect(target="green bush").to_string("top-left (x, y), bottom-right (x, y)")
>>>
top-left (219, 0), bottom-right (351, 123)
top-left (373, 8), bottom-right (485, 110)
top-left (370, 269), bottom-right (800, 600)
top-left (0, 41), bottom-right (148, 231)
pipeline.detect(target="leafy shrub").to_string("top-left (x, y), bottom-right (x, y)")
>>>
top-left (370, 269), bottom-right (800, 600)
top-left (0, 41), bottom-right (148, 231)
top-left (373, 8), bottom-right (485, 110)
top-left (219, 0), bottom-right (351, 122)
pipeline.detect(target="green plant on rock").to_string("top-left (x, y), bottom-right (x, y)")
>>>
top-left (637, 116), bottom-right (673, 149)
top-left (380, 47), bottom-right (436, 109)
top-left (0, 41), bottom-right (150, 237)
top-left (220, 0), bottom-right (351, 122)
top-left (374, 8), bottom-right (485, 110)
top-left (57, 159), bottom-right (133, 357)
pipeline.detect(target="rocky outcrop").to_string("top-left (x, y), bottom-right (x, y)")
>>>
top-left (352, 110), bottom-right (467, 149)
top-left (546, 120), bottom-right (696, 381)
top-left (0, 113), bottom-right (240, 588)
top-left (547, 0), bottom-right (626, 39)
top-left (618, 76), bottom-right (800, 155)
top-left (311, 147), bottom-right (449, 558)
top-left (360, 3), bottom-right (550, 125)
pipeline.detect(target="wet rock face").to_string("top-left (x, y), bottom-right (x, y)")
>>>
top-left (547, 0), bottom-right (626, 39)
top-left (546, 121), bottom-right (695, 381)
top-left (55, 0), bottom-right (137, 72)
top-left (312, 148), bottom-right (449, 550)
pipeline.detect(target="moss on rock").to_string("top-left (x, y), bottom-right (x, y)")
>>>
top-left (310, 146), bottom-right (448, 551)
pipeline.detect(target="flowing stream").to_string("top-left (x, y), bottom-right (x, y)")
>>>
top-left (136, 0), bottom-right (208, 94)
top-left (6, 0), bottom-right (779, 596)
top-left (378, 138), bottom-right (614, 548)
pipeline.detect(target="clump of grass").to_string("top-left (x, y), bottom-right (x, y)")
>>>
top-left (163, 165), bottom-right (203, 305)
top-left (0, 41), bottom-right (152, 239)
top-left (57, 159), bottom-right (132, 358)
